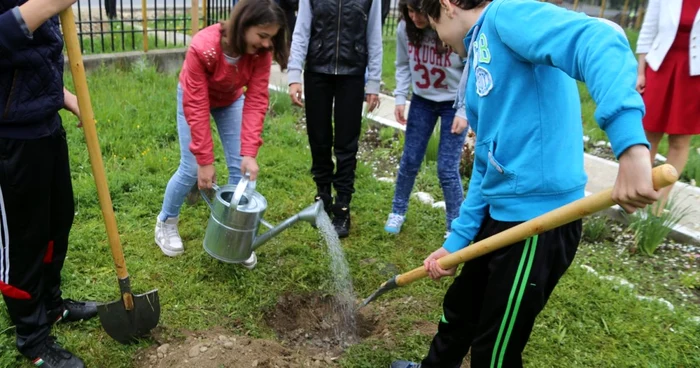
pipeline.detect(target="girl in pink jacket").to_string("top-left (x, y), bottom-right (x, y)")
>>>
top-left (155, 0), bottom-right (289, 263)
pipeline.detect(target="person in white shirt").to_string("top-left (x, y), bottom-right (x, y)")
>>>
top-left (384, 0), bottom-right (468, 236)
top-left (636, 0), bottom-right (700, 211)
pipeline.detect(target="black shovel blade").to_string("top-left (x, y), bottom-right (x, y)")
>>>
top-left (356, 276), bottom-right (399, 311)
top-left (97, 289), bottom-right (160, 344)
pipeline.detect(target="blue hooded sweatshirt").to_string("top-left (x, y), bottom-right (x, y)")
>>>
top-left (443, 0), bottom-right (648, 253)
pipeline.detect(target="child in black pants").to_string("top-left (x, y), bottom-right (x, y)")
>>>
top-left (1, 0), bottom-right (98, 366)
top-left (392, 1), bottom-right (661, 367)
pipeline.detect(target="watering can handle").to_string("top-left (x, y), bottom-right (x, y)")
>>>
top-left (200, 183), bottom-right (221, 210)
top-left (231, 174), bottom-right (255, 209)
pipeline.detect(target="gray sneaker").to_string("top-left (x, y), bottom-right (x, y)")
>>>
top-left (390, 361), bottom-right (421, 368)
top-left (384, 213), bottom-right (406, 234)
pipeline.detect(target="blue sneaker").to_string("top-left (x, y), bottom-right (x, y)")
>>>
top-left (390, 361), bottom-right (421, 368)
top-left (384, 213), bottom-right (405, 234)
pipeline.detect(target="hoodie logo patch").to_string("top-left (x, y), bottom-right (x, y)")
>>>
top-left (475, 66), bottom-right (493, 97)
top-left (478, 34), bottom-right (491, 63)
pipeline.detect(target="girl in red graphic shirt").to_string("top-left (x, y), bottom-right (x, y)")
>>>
top-left (155, 0), bottom-right (288, 264)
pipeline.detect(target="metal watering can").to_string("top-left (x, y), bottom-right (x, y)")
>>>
top-left (200, 176), bottom-right (323, 265)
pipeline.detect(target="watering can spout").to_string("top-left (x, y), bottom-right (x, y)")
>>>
top-left (298, 200), bottom-right (323, 226)
top-left (252, 200), bottom-right (324, 251)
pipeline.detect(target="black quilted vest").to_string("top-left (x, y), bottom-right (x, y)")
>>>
top-left (0, 1), bottom-right (64, 139)
top-left (306, 0), bottom-right (372, 76)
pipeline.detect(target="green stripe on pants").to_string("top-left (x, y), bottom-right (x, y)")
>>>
top-left (490, 237), bottom-right (532, 368)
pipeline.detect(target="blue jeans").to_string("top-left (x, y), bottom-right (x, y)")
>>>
top-left (391, 94), bottom-right (467, 231)
top-left (158, 85), bottom-right (244, 221)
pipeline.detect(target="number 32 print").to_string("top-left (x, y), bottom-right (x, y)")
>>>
top-left (414, 64), bottom-right (448, 89)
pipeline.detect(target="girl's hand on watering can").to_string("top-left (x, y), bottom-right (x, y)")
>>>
top-left (198, 164), bottom-right (216, 189)
top-left (423, 247), bottom-right (456, 280)
top-left (241, 156), bottom-right (259, 181)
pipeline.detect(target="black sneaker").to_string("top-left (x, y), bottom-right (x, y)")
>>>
top-left (314, 185), bottom-right (332, 215)
top-left (48, 299), bottom-right (98, 324)
top-left (25, 338), bottom-right (85, 368)
top-left (314, 192), bottom-right (333, 215)
top-left (331, 201), bottom-right (351, 238)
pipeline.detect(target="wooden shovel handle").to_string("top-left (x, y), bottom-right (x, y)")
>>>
top-left (396, 164), bottom-right (678, 286)
top-left (59, 10), bottom-right (129, 281)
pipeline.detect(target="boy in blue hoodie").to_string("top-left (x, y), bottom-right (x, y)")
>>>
top-left (1, 0), bottom-right (97, 367)
top-left (391, 1), bottom-right (660, 368)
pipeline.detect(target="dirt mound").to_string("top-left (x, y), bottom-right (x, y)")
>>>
top-left (264, 293), bottom-right (383, 353)
top-left (134, 293), bottom-right (384, 368)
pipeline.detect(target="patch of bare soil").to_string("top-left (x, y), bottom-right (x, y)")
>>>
top-left (135, 328), bottom-right (326, 368)
top-left (134, 293), bottom-right (385, 368)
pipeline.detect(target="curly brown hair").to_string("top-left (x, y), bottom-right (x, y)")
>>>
top-left (220, 0), bottom-right (289, 70)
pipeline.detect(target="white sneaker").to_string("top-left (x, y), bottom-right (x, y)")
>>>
top-left (241, 252), bottom-right (257, 270)
top-left (155, 217), bottom-right (184, 257)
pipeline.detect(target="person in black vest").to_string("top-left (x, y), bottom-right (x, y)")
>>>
top-left (287, 0), bottom-right (383, 238)
top-left (1, 0), bottom-right (98, 367)
top-left (276, 0), bottom-right (298, 46)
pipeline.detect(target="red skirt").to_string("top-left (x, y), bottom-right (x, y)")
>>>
top-left (642, 49), bottom-right (700, 135)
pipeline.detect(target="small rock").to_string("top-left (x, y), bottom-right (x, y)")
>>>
top-left (600, 275), bottom-right (635, 289)
top-left (157, 343), bottom-right (170, 356)
top-left (432, 201), bottom-right (446, 210)
top-left (636, 295), bottom-right (675, 311)
top-left (188, 345), bottom-right (201, 358)
top-left (377, 177), bottom-right (394, 183)
top-left (252, 360), bottom-right (259, 367)
top-left (218, 335), bottom-right (228, 341)
top-left (224, 341), bottom-right (234, 349)
top-left (413, 192), bottom-right (435, 205)
top-left (149, 355), bottom-right (157, 363)
top-left (200, 346), bottom-right (208, 353)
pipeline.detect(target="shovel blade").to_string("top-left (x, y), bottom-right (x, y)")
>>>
top-left (98, 289), bottom-right (160, 344)
top-left (356, 276), bottom-right (398, 311)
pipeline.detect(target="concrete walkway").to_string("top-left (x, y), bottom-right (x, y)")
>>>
top-left (269, 65), bottom-right (700, 244)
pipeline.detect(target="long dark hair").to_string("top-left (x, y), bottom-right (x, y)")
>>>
top-left (421, 0), bottom-right (490, 21)
top-left (401, 0), bottom-right (447, 54)
top-left (221, 0), bottom-right (289, 70)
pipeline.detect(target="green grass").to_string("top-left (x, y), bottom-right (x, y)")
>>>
top-left (1, 65), bottom-right (699, 367)
top-left (382, 38), bottom-right (397, 93)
